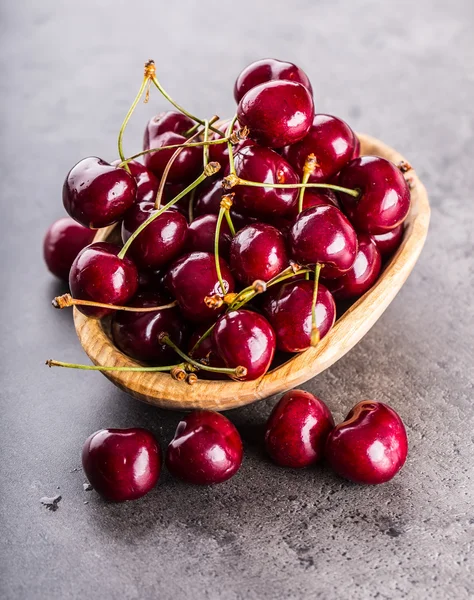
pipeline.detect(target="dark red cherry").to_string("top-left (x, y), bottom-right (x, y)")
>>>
top-left (166, 411), bottom-right (243, 485)
top-left (325, 401), bottom-right (408, 484)
top-left (137, 268), bottom-right (165, 292)
top-left (230, 223), bottom-right (288, 285)
top-left (237, 80), bottom-right (314, 148)
top-left (262, 280), bottom-right (336, 353)
top-left (43, 217), bottom-right (95, 280)
top-left (63, 157), bottom-right (137, 228)
top-left (229, 209), bottom-right (260, 232)
top-left (265, 390), bottom-right (334, 468)
top-left (322, 234), bottom-right (382, 299)
top-left (121, 202), bottom-right (188, 270)
top-left (193, 178), bottom-right (224, 217)
top-left (188, 325), bottom-right (228, 380)
top-left (234, 58), bottom-right (313, 103)
top-left (82, 428), bottom-right (161, 502)
top-left (187, 214), bottom-right (232, 256)
top-left (233, 143), bottom-right (299, 218)
top-left (289, 204), bottom-right (358, 271)
top-left (69, 242), bottom-right (138, 318)
top-left (111, 291), bottom-right (187, 364)
top-left (213, 309), bottom-right (276, 380)
top-left (112, 159), bottom-right (159, 203)
top-left (337, 156), bottom-right (411, 234)
top-left (143, 111), bottom-right (202, 183)
top-left (287, 188), bottom-right (340, 220)
top-left (282, 114), bottom-right (357, 182)
top-left (371, 224), bottom-right (404, 259)
top-left (166, 252), bottom-right (235, 323)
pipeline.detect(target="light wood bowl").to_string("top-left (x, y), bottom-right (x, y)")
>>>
top-left (73, 134), bottom-right (430, 411)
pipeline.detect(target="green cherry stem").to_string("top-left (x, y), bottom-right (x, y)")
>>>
top-left (46, 359), bottom-right (178, 373)
top-left (214, 207), bottom-right (227, 295)
top-left (226, 114), bottom-right (239, 176)
top-left (224, 210), bottom-right (236, 236)
top-left (52, 293), bottom-right (177, 313)
top-left (310, 263), bottom-right (322, 346)
top-left (223, 175), bottom-right (359, 198)
top-left (298, 153), bottom-right (317, 213)
top-left (188, 188), bottom-right (196, 223)
top-left (203, 119), bottom-right (210, 168)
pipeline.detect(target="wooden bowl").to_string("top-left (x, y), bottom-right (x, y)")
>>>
top-left (73, 134), bottom-right (430, 411)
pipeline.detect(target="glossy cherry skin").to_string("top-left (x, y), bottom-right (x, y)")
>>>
top-left (121, 202), bottom-right (188, 270)
top-left (166, 411), bottom-right (243, 485)
top-left (322, 234), bottom-right (382, 299)
top-left (63, 157), bottom-right (137, 228)
top-left (111, 292), bottom-right (187, 364)
top-left (82, 428), bottom-right (161, 502)
top-left (262, 280), bottom-right (336, 352)
top-left (325, 401), bottom-right (408, 484)
top-left (187, 214), bottom-right (232, 256)
top-left (193, 178), bottom-right (224, 217)
top-left (112, 159), bottom-right (159, 203)
top-left (143, 111), bottom-right (202, 183)
top-left (234, 58), bottom-right (313, 103)
top-left (188, 325), bottom-right (228, 380)
top-left (282, 114), bottom-right (357, 182)
top-left (230, 223), bottom-right (288, 285)
top-left (337, 156), bottom-right (411, 234)
top-left (287, 188), bottom-right (340, 220)
top-left (289, 204), bottom-right (358, 271)
top-left (43, 217), bottom-right (95, 280)
top-left (166, 252), bottom-right (235, 323)
top-left (233, 143), bottom-right (299, 218)
top-left (371, 224), bottom-right (404, 259)
top-left (237, 80), bottom-right (314, 148)
top-left (213, 309), bottom-right (276, 380)
top-left (265, 390), bottom-right (334, 468)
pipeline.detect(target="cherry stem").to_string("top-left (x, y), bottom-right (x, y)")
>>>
top-left (298, 153), bottom-right (317, 213)
top-left (52, 293), bottom-right (177, 313)
top-left (214, 207), bottom-right (227, 294)
top-left (160, 334), bottom-right (247, 378)
top-left (46, 359), bottom-right (178, 373)
top-left (310, 263), bottom-right (322, 346)
top-left (118, 161), bottom-right (221, 260)
top-left (203, 119), bottom-right (210, 168)
top-left (188, 188), bottom-right (196, 223)
top-left (224, 176), bottom-right (359, 198)
top-left (226, 114), bottom-right (238, 176)
top-left (224, 210), bottom-right (236, 236)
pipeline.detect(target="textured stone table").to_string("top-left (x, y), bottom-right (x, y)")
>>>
top-left (1, 0), bottom-right (473, 598)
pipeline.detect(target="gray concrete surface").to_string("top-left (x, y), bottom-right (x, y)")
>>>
top-left (1, 0), bottom-right (473, 598)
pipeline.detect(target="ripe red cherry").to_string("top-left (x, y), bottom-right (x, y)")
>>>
top-left (265, 390), bottom-right (334, 468)
top-left (166, 252), bottom-right (235, 323)
top-left (262, 280), bottom-right (336, 352)
top-left (337, 156), bottom-right (411, 234)
top-left (233, 143), bottom-right (299, 218)
top-left (289, 204), bottom-right (358, 271)
top-left (63, 157), bottom-right (137, 228)
top-left (111, 292), bottom-right (188, 364)
top-left (121, 202), bottom-right (188, 270)
top-left (213, 309), bottom-right (276, 380)
top-left (282, 114), bottom-right (357, 182)
top-left (237, 80), bottom-right (314, 148)
top-left (112, 159), bottom-right (159, 203)
top-left (193, 178), bottom-right (224, 217)
top-left (322, 234), bottom-right (382, 299)
top-left (166, 411), bottom-right (243, 485)
top-left (43, 217), bottom-right (95, 280)
top-left (187, 214), bottom-right (232, 256)
top-left (234, 58), bottom-right (313, 103)
top-left (82, 428), bottom-right (161, 502)
top-left (69, 242), bottom-right (138, 318)
top-left (143, 111), bottom-right (202, 183)
top-left (325, 401), bottom-right (408, 484)
top-left (371, 224), bottom-right (404, 259)
top-left (287, 188), bottom-right (340, 219)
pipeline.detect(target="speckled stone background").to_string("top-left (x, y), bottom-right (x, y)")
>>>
top-left (1, 0), bottom-right (473, 598)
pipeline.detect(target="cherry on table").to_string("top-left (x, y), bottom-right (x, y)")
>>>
top-left (112, 159), bottom-right (159, 203)
top-left (325, 401), bottom-right (408, 484)
top-left (82, 428), bottom-right (161, 502)
top-left (43, 217), bottom-right (95, 281)
top-left (371, 224), bottom-right (404, 259)
top-left (187, 214), bottom-right (232, 257)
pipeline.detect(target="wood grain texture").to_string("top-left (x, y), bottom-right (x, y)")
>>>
top-left (73, 134), bottom-right (430, 411)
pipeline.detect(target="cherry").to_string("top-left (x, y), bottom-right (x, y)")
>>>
top-left (337, 156), bottom-right (411, 234)
top-left (193, 178), bottom-right (224, 217)
top-left (229, 223), bottom-right (288, 285)
top-left (233, 143), bottom-right (299, 218)
top-left (287, 188), bottom-right (340, 219)
top-left (371, 224), bottom-right (404, 259)
top-left (188, 325), bottom-right (228, 380)
top-left (187, 214), bottom-right (232, 256)
top-left (265, 390), bottom-right (334, 468)
top-left (112, 159), bottom-right (159, 203)
top-left (237, 80), bottom-right (314, 148)
top-left (208, 119), bottom-right (241, 169)
top-left (143, 111), bottom-right (202, 183)
top-left (234, 58), bottom-right (313, 103)
top-left (43, 217), bottom-right (95, 281)
top-left (322, 234), bottom-right (382, 299)
top-left (325, 401), bottom-right (408, 484)
top-left (69, 242), bottom-right (138, 318)
top-left (111, 292), bottom-right (187, 364)
top-left (166, 410), bottom-right (243, 485)
top-left (262, 280), bottom-right (336, 353)
top-left (82, 428), bottom-right (161, 502)
top-left (289, 204), bottom-right (358, 271)
top-left (282, 114), bottom-right (357, 182)
top-left (63, 157), bottom-right (137, 228)
top-left (137, 268), bottom-right (165, 292)
top-left (213, 309), bottom-right (276, 380)
top-left (166, 251), bottom-right (235, 323)
top-left (121, 202), bottom-right (188, 270)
